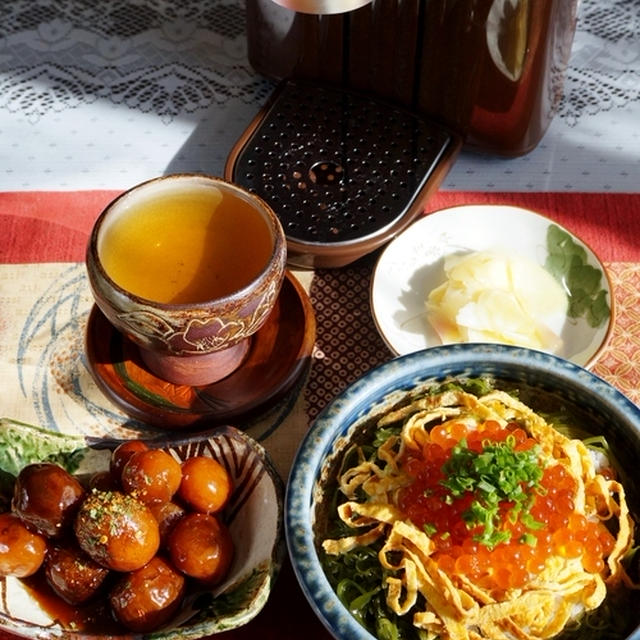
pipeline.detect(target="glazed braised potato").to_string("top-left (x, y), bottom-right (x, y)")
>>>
top-left (75, 490), bottom-right (160, 572)
top-left (121, 449), bottom-right (182, 504)
top-left (45, 544), bottom-right (110, 604)
top-left (168, 512), bottom-right (234, 585)
top-left (178, 456), bottom-right (232, 514)
top-left (110, 555), bottom-right (186, 632)
top-left (148, 501), bottom-right (186, 545)
top-left (0, 512), bottom-right (47, 578)
top-left (88, 469), bottom-right (117, 492)
top-left (12, 462), bottom-right (85, 538)
top-left (109, 439), bottom-right (149, 482)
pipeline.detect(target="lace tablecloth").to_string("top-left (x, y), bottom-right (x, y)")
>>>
top-left (0, 1), bottom-right (639, 639)
top-left (0, 0), bottom-right (639, 192)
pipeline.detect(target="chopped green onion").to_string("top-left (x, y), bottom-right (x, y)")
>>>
top-left (441, 437), bottom-right (544, 547)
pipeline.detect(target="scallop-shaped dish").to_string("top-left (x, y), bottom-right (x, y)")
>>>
top-left (371, 205), bottom-right (613, 367)
top-left (0, 419), bottom-right (284, 640)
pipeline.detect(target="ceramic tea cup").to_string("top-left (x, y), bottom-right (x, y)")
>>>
top-left (86, 174), bottom-right (287, 386)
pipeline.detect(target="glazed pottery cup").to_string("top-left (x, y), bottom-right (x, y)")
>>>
top-left (86, 174), bottom-right (287, 386)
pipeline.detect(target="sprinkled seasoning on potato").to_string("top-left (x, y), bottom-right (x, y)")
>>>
top-left (74, 489), bottom-right (160, 572)
top-left (44, 543), bottom-right (110, 604)
top-left (121, 449), bottom-right (182, 504)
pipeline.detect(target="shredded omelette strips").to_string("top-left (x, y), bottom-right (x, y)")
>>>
top-left (322, 389), bottom-right (638, 640)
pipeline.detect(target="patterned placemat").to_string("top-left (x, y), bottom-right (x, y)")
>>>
top-left (592, 262), bottom-right (640, 404)
top-left (304, 257), bottom-right (640, 421)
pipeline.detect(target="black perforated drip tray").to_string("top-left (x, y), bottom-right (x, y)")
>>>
top-left (225, 81), bottom-right (460, 265)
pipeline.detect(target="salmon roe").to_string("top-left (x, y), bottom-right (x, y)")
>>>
top-left (397, 420), bottom-right (614, 592)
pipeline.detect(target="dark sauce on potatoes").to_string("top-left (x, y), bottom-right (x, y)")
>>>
top-left (21, 570), bottom-right (121, 634)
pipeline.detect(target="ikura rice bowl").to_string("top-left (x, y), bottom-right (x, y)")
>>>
top-left (312, 377), bottom-right (640, 640)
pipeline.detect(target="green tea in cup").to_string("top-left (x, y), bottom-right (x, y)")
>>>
top-left (98, 179), bottom-right (274, 304)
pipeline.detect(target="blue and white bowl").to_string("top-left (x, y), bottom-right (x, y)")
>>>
top-left (285, 343), bottom-right (640, 640)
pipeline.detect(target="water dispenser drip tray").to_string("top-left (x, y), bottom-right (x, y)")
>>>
top-left (225, 81), bottom-right (460, 268)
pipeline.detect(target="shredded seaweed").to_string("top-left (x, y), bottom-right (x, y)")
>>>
top-left (323, 542), bottom-right (425, 640)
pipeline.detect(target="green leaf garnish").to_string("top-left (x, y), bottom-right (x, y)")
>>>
top-left (545, 224), bottom-right (610, 328)
top-left (0, 418), bottom-right (86, 477)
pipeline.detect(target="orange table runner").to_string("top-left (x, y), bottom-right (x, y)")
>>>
top-left (3, 190), bottom-right (639, 263)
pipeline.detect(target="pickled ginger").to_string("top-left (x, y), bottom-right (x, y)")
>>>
top-left (426, 251), bottom-right (568, 351)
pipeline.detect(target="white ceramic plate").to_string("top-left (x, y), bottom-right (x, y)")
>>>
top-left (371, 205), bottom-right (613, 367)
top-left (0, 420), bottom-right (284, 640)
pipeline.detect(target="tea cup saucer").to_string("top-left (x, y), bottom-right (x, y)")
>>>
top-left (85, 271), bottom-right (315, 429)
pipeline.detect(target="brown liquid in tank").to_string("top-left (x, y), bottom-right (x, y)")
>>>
top-left (246, 0), bottom-right (578, 156)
